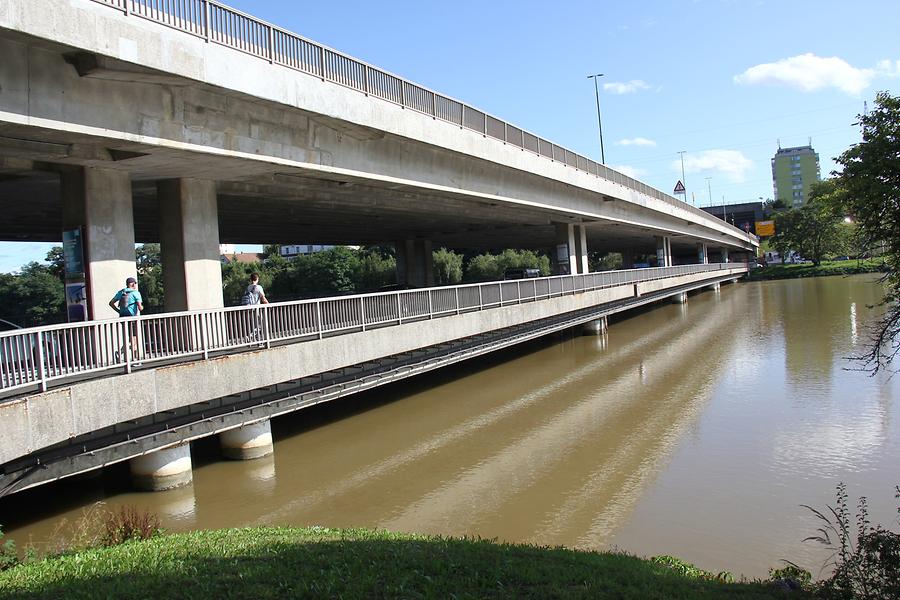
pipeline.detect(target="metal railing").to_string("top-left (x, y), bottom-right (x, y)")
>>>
top-left (0, 264), bottom-right (745, 396)
top-left (85, 0), bottom-right (754, 245)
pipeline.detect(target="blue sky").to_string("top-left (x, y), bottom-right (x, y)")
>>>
top-left (2, 0), bottom-right (898, 272)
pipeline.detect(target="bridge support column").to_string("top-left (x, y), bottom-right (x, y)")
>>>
top-left (220, 420), bottom-right (274, 460)
top-left (656, 236), bottom-right (673, 267)
top-left (622, 249), bottom-right (635, 269)
top-left (698, 243), bottom-right (708, 264)
top-left (582, 316), bottom-right (607, 335)
top-left (553, 223), bottom-right (578, 275)
top-left (721, 248), bottom-right (730, 263)
top-left (62, 167), bottom-right (135, 320)
top-left (396, 239), bottom-right (434, 288)
top-left (574, 224), bottom-right (589, 274)
top-left (671, 292), bottom-right (688, 304)
top-left (159, 179), bottom-right (224, 311)
top-left (707, 282), bottom-right (720, 292)
top-left (130, 443), bottom-right (192, 491)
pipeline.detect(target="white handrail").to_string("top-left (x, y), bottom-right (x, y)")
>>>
top-left (0, 264), bottom-right (745, 395)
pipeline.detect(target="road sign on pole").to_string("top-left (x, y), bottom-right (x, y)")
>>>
top-left (673, 180), bottom-right (686, 195)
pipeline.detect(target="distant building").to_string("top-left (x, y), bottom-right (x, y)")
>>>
top-left (701, 201), bottom-right (766, 235)
top-left (771, 144), bottom-right (820, 206)
top-left (221, 252), bottom-right (264, 264)
top-left (279, 244), bottom-right (336, 258)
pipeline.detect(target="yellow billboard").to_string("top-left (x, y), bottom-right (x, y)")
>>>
top-left (755, 220), bottom-right (775, 237)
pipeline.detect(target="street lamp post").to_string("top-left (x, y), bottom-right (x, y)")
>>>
top-left (705, 177), bottom-right (713, 209)
top-left (677, 150), bottom-right (688, 204)
top-left (587, 74), bottom-right (606, 164)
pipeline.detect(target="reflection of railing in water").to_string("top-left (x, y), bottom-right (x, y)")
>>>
top-left (85, 0), bottom-right (754, 242)
top-left (0, 264), bottom-right (745, 395)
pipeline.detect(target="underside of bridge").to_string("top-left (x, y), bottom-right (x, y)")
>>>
top-left (0, 134), bottom-right (723, 261)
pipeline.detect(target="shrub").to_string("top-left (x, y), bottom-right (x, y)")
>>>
top-left (768, 564), bottom-right (812, 592)
top-left (803, 483), bottom-right (900, 599)
top-left (650, 555), bottom-right (733, 582)
top-left (0, 527), bottom-right (18, 571)
top-left (102, 506), bottom-right (163, 546)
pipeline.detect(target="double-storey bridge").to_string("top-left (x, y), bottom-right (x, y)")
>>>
top-left (0, 0), bottom-right (756, 494)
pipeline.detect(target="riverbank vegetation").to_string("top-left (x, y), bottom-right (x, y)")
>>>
top-left (827, 91), bottom-right (900, 373)
top-left (0, 525), bottom-right (809, 599)
top-left (746, 259), bottom-right (886, 281)
top-left (5, 482), bottom-right (898, 598)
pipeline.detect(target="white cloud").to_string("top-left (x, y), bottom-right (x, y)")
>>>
top-left (603, 80), bottom-right (651, 95)
top-left (734, 53), bottom-right (874, 96)
top-left (673, 150), bottom-right (753, 183)
top-left (610, 164), bottom-right (647, 180)
top-left (876, 59), bottom-right (900, 78)
top-left (616, 137), bottom-right (657, 147)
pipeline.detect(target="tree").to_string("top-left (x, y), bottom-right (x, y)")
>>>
top-left (464, 249), bottom-right (550, 282)
top-left (275, 246), bottom-right (359, 298)
top-left (45, 246), bottom-right (65, 281)
top-left (133, 244), bottom-right (164, 312)
top-left (222, 260), bottom-right (264, 305)
top-left (355, 248), bottom-right (396, 290)
top-left (831, 91), bottom-right (900, 372)
top-left (592, 252), bottom-right (623, 271)
top-left (432, 248), bottom-right (463, 285)
top-left (0, 263), bottom-right (65, 326)
top-left (770, 180), bottom-right (847, 266)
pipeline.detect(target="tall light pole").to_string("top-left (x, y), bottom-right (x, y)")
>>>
top-left (587, 74), bottom-right (606, 164)
top-left (705, 177), bottom-right (713, 209)
top-left (677, 150), bottom-right (688, 204)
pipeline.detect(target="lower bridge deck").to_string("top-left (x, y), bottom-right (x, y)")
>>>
top-left (0, 267), bottom-right (744, 495)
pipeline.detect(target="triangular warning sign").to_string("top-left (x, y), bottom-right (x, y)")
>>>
top-left (673, 180), bottom-right (686, 194)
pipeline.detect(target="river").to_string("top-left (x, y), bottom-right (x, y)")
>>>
top-left (1, 274), bottom-right (897, 578)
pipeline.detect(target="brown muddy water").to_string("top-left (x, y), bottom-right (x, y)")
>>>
top-left (1, 274), bottom-right (898, 578)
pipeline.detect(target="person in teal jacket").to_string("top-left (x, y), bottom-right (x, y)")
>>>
top-left (109, 277), bottom-right (144, 362)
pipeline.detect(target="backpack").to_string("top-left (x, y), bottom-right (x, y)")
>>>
top-left (240, 284), bottom-right (260, 306)
top-left (118, 289), bottom-right (132, 313)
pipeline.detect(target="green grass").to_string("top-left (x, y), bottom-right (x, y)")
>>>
top-left (0, 526), bottom-right (807, 599)
top-left (747, 258), bottom-right (886, 281)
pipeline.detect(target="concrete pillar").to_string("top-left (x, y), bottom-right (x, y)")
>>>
top-left (698, 243), bottom-right (708, 264)
top-left (671, 292), bottom-right (688, 304)
top-left (396, 239), bottom-right (434, 287)
top-left (574, 224), bottom-right (589, 274)
top-left (622, 249), bottom-right (635, 269)
top-left (553, 222), bottom-right (577, 275)
top-left (707, 282), bottom-right (720, 292)
top-left (721, 248), bottom-right (730, 263)
top-left (130, 443), bottom-right (192, 491)
top-left (159, 179), bottom-right (224, 311)
top-left (62, 167), bottom-right (135, 320)
top-left (220, 420), bottom-right (274, 460)
top-left (582, 316), bottom-right (607, 335)
top-left (656, 236), bottom-right (672, 268)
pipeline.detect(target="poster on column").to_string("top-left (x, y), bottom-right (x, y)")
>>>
top-left (62, 228), bottom-right (85, 278)
top-left (65, 281), bottom-right (88, 322)
top-left (556, 244), bottom-right (570, 274)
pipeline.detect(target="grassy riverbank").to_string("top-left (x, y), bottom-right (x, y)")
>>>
top-left (746, 258), bottom-right (886, 281)
top-left (0, 526), bottom-right (805, 599)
